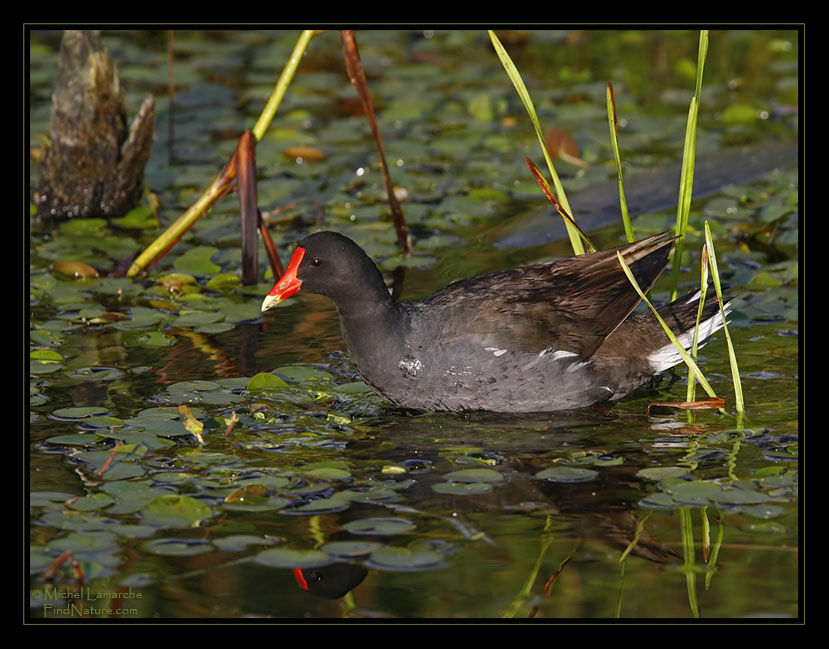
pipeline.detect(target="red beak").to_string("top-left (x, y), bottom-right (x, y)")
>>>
top-left (261, 246), bottom-right (305, 312)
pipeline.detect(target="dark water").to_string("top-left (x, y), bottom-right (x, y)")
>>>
top-left (28, 29), bottom-right (799, 621)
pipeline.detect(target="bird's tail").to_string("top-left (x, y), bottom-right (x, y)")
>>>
top-left (645, 289), bottom-right (731, 373)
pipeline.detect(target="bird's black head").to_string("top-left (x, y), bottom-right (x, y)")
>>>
top-left (261, 231), bottom-right (389, 312)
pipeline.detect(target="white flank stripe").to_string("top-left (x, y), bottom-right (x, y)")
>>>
top-left (647, 305), bottom-right (729, 373)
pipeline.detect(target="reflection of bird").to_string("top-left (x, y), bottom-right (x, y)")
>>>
top-left (293, 564), bottom-right (368, 600)
top-left (263, 231), bottom-right (726, 412)
top-left (579, 511), bottom-right (680, 564)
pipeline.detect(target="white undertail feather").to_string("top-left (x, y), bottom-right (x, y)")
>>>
top-left (647, 299), bottom-right (731, 373)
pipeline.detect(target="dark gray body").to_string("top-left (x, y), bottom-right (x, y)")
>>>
top-left (269, 231), bottom-right (726, 413)
top-left (338, 291), bottom-right (724, 412)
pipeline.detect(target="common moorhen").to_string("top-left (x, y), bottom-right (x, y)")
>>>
top-left (261, 231), bottom-right (727, 412)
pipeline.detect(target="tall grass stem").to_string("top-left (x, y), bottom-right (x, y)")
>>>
top-left (616, 252), bottom-right (719, 401)
top-left (669, 30), bottom-right (708, 300)
top-left (488, 30), bottom-right (584, 255)
top-left (704, 220), bottom-right (745, 415)
top-left (252, 30), bottom-right (318, 141)
top-left (606, 82), bottom-right (634, 243)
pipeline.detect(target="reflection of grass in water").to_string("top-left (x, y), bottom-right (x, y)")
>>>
top-left (680, 506), bottom-right (701, 618)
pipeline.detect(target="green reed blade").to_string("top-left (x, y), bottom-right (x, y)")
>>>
top-left (488, 30), bottom-right (584, 256)
top-left (670, 30), bottom-right (708, 301)
top-left (616, 252), bottom-right (719, 401)
top-left (607, 82), bottom-right (634, 243)
top-left (704, 221), bottom-right (745, 415)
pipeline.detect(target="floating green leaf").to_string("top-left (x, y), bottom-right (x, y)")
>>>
top-left (320, 540), bottom-right (384, 557)
top-left (173, 245), bottom-right (221, 276)
top-left (45, 434), bottom-right (103, 447)
top-left (213, 535), bottom-right (281, 552)
top-left (67, 493), bottom-right (115, 511)
top-left (49, 531), bottom-right (118, 553)
top-left (247, 372), bottom-right (290, 392)
top-left (272, 365), bottom-right (335, 383)
top-left (254, 547), bottom-right (332, 569)
top-left (637, 466), bottom-right (690, 481)
top-left (342, 517), bottom-right (416, 536)
top-left (432, 482), bottom-right (493, 495)
top-left (173, 310), bottom-right (224, 327)
top-left (111, 204), bottom-right (159, 229)
top-left (143, 538), bottom-right (215, 556)
top-left (366, 547), bottom-right (445, 571)
top-left (51, 406), bottom-right (109, 419)
top-left (535, 466), bottom-right (599, 482)
top-left (535, 466), bottom-right (598, 483)
top-left (66, 366), bottom-right (126, 382)
top-left (301, 467), bottom-right (352, 480)
top-left (140, 494), bottom-right (214, 528)
top-left (206, 273), bottom-right (241, 291)
top-left (442, 468), bottom-right (504, 483)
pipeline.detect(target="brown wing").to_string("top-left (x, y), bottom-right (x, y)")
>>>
top-left (421, 233), bottom-right (675, 358)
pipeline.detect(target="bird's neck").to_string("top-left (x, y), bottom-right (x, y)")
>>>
top-left (334, 289), bottom-right (407, 377)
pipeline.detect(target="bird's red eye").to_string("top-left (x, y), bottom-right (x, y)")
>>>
top-left (312, 257), bottom-right (321, 267)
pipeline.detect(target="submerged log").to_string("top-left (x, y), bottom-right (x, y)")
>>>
top-left (33, 30), bottom-right (155, 219)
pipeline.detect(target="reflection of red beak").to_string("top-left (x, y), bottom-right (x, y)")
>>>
top-left (293, 568), bottom-right (309, 591)
top-left (261, 246), bottom-right (305, 312)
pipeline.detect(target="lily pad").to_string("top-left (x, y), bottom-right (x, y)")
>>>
top-left (112, 309), bottom-right (167, 330)
top-left (51, 406), bottom-right (109, 419)
top-left (432, 482), bottom-right (493, 495)
top-left (173, 310), bottom-right (224, 327)
top-left (213, 535), bottom-right (281, 552)
top-left (333, 381), bottom-right (374, 394)
top-left (109, 524), bottom-right (158, 538)
top-left (709, 488), bottom-right (770, 505)
top-left (101, 481), bottom-right (173, 515)
top-left (111, 204), bottom-right (159, 229)
top-left (45, 433), bottom-right (103, 447)
top-left (143, 538), bottom-right (215, 556)
top-left (83, 416), bottom-right (126, 428)
top-left (254, 547), bottom-right (332, 569)
top-left (272, 365), bottom-right (336, 383)
top-left (29, 349), bottom-right (63, 363)
top-left (49, 531), bottom-right (119, 553)
top-left (140, 494), bottom-right (214, 528)
top-left (301, 467), bottom-right (352, 480)
top-left (233, 475), bottom-right (292, 492)
top-left (65, 366), bottom-right (126, 382)
top-left (287, 496), bottom-right (352, 514)
top-left (206, 273), bottom-right (241, 291)
top-left (320, 540), bottom-right (384, 557)
top-left (67, 493), bottom-right (115, 511)
top-left (77, 444), bottom-right (148, 480)
top-left (663, 480), bottom-right (727, 505)
top-left (39, 510), bottom-right (111, 532)
top-left (443, 468), bottom-right (504, 483)
top-left (247, 372), bottom-right (290, 392)
top-left (195, 322), bottom-right (235, 334)
top-left (342, 517), bottom-right (416, 536)
top-left (52, 260), bottom-right (100, 279)
top-left (30, 491), bottom-right (78, 507)
top-left (636, 466), bottom-right (690, 481)
top-left (222, 489), bottom-right (289, 512)
top-left (173, 245), bottom-right (221, 276)
top-left (366, 547), bottom-right (446, 572)
top-left (535, 466), bottom-right (598, 483)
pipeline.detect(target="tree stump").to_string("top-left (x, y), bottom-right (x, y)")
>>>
top-left (33, 30), bottom-right (155, 219)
